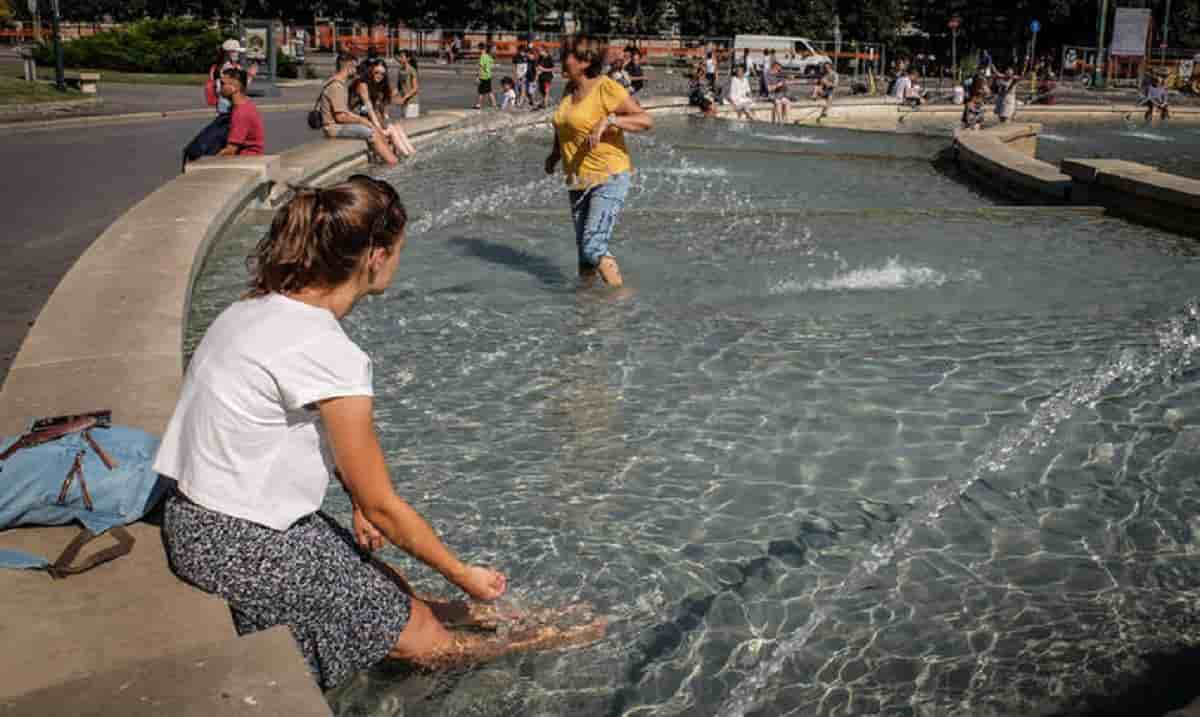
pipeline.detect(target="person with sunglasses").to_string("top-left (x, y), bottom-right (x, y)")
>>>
top-left (351, 57), bottom-right (416, 157)
top-left (545, 36), bottom-right (654, 289)
top-left (156, 176), bottom-right (604, 690)
top-left (317, 53), bottom-right (398, 166)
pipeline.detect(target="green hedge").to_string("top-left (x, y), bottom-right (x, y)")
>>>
top-left (34, 18), bottom-right (223, 74)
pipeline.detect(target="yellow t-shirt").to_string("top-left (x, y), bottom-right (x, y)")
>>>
top-left (552, 76), bottom-right (633, 189)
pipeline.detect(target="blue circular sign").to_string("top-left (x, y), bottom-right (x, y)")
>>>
top-left (1030, 19), bottom-right (1041, 33)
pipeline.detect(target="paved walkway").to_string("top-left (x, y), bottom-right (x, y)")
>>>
top-left (0, 73), bottom-right (483, 386)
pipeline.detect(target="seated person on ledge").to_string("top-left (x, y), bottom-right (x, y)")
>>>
top-left (217, 68), bottom-right (264, 157)
top-left (154, 176), bottom-right (605, 691)
top-left (319, 53), bottom-right (398, 166)
top-left (1144, 76), bottom-right (1170, 122)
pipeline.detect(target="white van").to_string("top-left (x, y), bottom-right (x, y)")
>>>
top-left (733, 34), bottom-right (832, 76)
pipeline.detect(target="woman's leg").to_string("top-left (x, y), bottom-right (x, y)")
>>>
top-left (577, 173), bottom-right (631, 288)
top-left (570, 189), bottom-right (598, 287)
top-left (387, 124), bottom-right (416, 156)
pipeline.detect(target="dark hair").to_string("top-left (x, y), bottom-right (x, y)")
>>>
top-left (246, 176), bottom-right (407, 298)
top-left (220, 67), bottom-right (248, 89)
top-left (336, 52), bottom-right (357, 70)
top-left (501, 76), bottom-right (514, 87)
top-left (563, 35), bottom-right (606, 79)
top-left (352, 58), bottom-right (393, 109)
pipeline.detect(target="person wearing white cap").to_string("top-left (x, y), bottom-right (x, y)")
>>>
top-left (212, 39), bottom-right (256, 115)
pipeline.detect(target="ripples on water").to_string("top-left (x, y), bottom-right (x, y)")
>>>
top-left (1036, 121), bottom-right (1200, 180)
top-left (187, 118), bottom-right (1200, 716)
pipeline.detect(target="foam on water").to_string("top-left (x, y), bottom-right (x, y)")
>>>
top-left (770, 257), bottom-right (974, 294)
top-left (1121, 130), bottom-right (1172, 142)
top-left (751, 132), bottom-right (831, 145)
top-left (1038, 133), bottom-right (1068, 142)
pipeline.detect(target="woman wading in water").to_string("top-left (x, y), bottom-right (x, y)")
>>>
top-left (545, 36), bottom-right (654, 288)
top-left (155, 176), bottom-right (603, 689)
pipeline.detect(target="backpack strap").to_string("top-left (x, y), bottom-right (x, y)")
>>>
top-left (48, 526), bottom-right (135, 579)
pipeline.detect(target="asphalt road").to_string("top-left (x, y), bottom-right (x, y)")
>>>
top-left (0, 76), bottom-right (482, 386)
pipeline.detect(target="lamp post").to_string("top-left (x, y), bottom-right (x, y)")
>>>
top-left (527, 0), bottom-right (534, 40)
top-left (1161, 0), bottom-right (1171, 65)
top-left (948, 16), bottom-right (960, 81)
top-left (50, 0), bottom-right (64, 91)
top-left (1093, 0), bottom-right (1109, 89)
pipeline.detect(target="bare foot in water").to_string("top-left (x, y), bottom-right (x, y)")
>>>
top-left (429, 599), bottom-right (595, 632)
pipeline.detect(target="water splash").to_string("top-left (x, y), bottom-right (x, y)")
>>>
top-left (770, 257), bottom-right (973, 294)
top-left (1120, 130), bottom-right (1172, 143)
top-left (751, 132), bottom-right (831, 145)
top-left (719, 300), bottom-right (1200, 717)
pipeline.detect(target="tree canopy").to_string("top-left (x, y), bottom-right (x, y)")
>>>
top-left (13, 0), bottom-right (1200, 58)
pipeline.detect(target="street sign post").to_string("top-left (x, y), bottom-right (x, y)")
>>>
top-left (948, 16), bottom-right (960, 80)
top-left (1030, 19), bottom-right (1040, 97)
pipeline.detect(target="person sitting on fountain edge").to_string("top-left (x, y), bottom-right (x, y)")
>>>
top-left (216, 68), bottom-right (264, 156)
top-left (1144, 75), bottom-right (1170, 122)
top-left (318, 53), bottom-right (398, 167)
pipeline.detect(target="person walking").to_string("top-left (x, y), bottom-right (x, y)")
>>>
top-left (156, 176), bottom-right (605, 691)
top-left (536, 48), bottom-right (556, 109)
top-left (474, 43), bottom-right (497, 109)
top-left (351, 57), bottom-right (415, 157)
top-left (544, 36), bottom-right (654, 289)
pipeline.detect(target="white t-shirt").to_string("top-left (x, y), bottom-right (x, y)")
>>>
top-left (705, 58), bottom-right (716, 74)
top-left (892, 75), bottom-right (911, 99)
top-left (501, 88), bottom-right (517, 108)
top-left (728, 75), bottom-right (752, 105)
top-left (154, 293), bottom-right (373, 531)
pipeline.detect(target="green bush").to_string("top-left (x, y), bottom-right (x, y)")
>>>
top-left (275, 48), bottom-right (298, 79)
top-left (33, 18), bottom-right (223, 74)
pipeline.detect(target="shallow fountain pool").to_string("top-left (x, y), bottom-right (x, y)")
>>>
top-left (190, 117), bottom-right (1200, 716)
top-left (1036, 120), bottom-right (1200, 180)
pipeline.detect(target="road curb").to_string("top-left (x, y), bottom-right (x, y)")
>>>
top-left (0, 97), bottom-right (100, 116)
top-left (0, 102), bottom-right (313, 134)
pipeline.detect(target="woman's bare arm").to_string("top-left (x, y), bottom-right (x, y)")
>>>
top-left (319, 395), bottom-right (505, 600)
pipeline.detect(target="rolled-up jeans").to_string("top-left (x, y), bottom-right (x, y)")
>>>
top-left (568, 171), bottom-right (630, 271)
top-left (323, 124), bottom-right (375, 140)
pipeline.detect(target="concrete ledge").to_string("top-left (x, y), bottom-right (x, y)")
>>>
top-left (186, 154), bottom-right (286, 185)
top-left (1061, 158), bottom-right (1200, 237)
top-left (0, 168), bottom-right (264, 435)
top-left (953, 124), bottom-right (1073, 203)
top-left (0, 522), bottom-right (234, 700)
top-left (0, 626), bottom-right (331, 716)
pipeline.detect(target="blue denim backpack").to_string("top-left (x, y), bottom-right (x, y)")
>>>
top-left (0, 411), bottom-right (168, 576)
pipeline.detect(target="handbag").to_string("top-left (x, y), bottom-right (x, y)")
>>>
top-left (308, 79), bottom-right (336, 130)
top-left (0, 411), bottom-right (168, 577)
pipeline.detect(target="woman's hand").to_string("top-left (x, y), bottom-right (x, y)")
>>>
top-left (457, 564), bottom-right (508, 601)
top-left (354, 504), bottom-right (386, 551)
top-left (588, 117), bottom-right (611, 149)
top-left (544, 152), bottom-right (560, 175)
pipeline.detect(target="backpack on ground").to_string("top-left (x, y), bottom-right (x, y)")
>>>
top-left (204, 64), bottom-right (219, 107)
top-left (181, 113), bottom-right (231, 171)
top-left (0, 410), bottom-right (169, 577)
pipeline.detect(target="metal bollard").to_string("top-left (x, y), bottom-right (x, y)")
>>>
top-left (21, 48), bottom-right (36, 82)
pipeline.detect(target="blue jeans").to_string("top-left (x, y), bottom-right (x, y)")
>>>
top-left (568, 171), bottom-right (630, 271)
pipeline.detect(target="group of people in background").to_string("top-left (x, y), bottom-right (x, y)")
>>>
top-left (314, 51), bottom-right (421, 166)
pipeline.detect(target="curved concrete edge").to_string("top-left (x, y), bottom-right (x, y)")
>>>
top-left (1062, 158), bottom-right (1200, 238)
top-left (787, 100), bottom-right (1200, 132)
top-left (952, 123), bottom-right (1073, 203)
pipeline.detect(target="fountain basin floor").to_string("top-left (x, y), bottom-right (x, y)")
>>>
top-left (189, 117), bottom-right (1200, 716)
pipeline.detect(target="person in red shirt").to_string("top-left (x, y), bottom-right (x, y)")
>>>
top-left (218, 68), bottom-right (264, 156)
